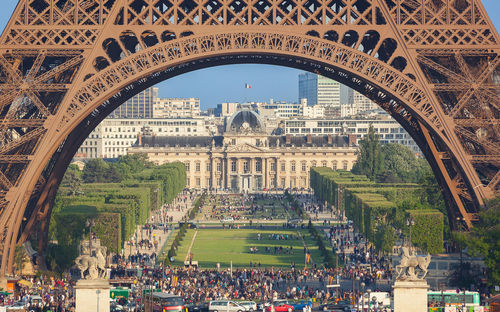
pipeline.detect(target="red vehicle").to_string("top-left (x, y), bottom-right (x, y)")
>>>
top-left (145, 293), bottom-right (186, 312)
top-left (265, 303), bottom-right (294, 312)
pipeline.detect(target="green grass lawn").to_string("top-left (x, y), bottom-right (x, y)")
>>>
top-left (178, 228), bottom-right (323, 268)
top-left (172, 229), bottom-right (196, 266)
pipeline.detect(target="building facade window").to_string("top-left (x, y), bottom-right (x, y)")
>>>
top-left (271, 162), bottom-right (276, 171)
top-left (291, 162), bottom-right (296, 172)
top-left (301, 162), bottom-right (306, 172)
top-left (256, 160), bottom-right (262, 172)
top-left (243, 161), bottom-right (249, 173)
top-left (185, 162), bottom-right (190, 171)
top-left (281, 162), bottom-right (286, 171)
top-left (216, 162), bottom-right (222, 172)
top-left (231, 160), bottom-right (236, 172)
top-left (196, 162), bottom-right (201, 172)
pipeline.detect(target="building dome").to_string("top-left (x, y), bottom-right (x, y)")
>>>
top-left (226, 109), bottom-right (265, 134)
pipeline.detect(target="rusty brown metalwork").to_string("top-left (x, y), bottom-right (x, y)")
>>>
top-left (0, 0), bottom-right (498, 276)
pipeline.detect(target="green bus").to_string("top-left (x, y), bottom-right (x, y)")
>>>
top-left (111, 287), bottom-right (130, 305)
top-left (427, 290), bottom-right (481, 311)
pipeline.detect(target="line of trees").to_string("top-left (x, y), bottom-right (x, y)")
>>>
top-left (46, 154), bottom-right (186, 272)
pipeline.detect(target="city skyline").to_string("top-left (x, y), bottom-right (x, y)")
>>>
top-left (0, 0), bottom-right (499, 110)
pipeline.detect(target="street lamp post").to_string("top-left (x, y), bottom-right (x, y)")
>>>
top-left (406, 217), bottom-right (415, 249)
top-left (86, 218), bottom-right (95, 256)
top-left (360, 282), bottom-right (366, 311)
top-left (19, 217), bottom-right (27, 277)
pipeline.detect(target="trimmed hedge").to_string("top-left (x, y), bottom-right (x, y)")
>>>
top-left (49, 162), bottom-right (186, 270)
top-left (407, 209), bottom-right (444, 254)
top-left (310, 167), bottom-right (444, 254)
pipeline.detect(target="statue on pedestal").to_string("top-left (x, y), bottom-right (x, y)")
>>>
top-left (395, 247), bottom-right (431, 281)
top-left (75, 246), bottom-right (107, 280)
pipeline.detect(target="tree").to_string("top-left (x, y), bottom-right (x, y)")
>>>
top-left (379, 143), bottom-right (420, 182)
top-left (118, 154), bottom-right (152, 173)
top-left (455, 198), bottom-right (500, 289)
top-left (352, 125), bottom-right (384, 180)
top-left (375, 223), bottom-right (395, 254)
top-left (61, 164), bottom-right (83, 195)
top-left (82, 159), bottom-right (109, 183)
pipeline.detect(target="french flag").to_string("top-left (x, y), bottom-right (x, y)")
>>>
top-left (245, 83), bottom-right (251, 89)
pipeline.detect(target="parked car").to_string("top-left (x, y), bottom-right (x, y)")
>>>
top-left (239, 301), bottom-right (257, 311)
top-left (187, 302), bottom-right (209, 312)
top-left (289, 300), bottom-right (311, 311)
top-left (265, 301), bottom-right (294, 312)
top-left (319, 300), bottom-right (352, 312)
top-left (221, 217), bottom-right (234, 223)
top-left (6, 301), bottom-right (25, 310)
top-left (209, 300), bottom-right (248, 312)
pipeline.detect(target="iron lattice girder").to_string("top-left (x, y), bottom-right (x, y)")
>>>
top-left (0, 0), bottom-right (495, 277)
top-left (0, 155), bottom-right (31, 164)
top-left (455, 126), bottom-right (500, 154)
top-left (469, 155), bottom-right (500, 164)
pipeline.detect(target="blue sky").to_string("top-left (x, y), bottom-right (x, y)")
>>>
top-left (0, 0), bottom-right (498, 109)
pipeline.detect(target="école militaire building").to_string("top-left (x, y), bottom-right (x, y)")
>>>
top-left (129, 109), bottom-right (358, 192)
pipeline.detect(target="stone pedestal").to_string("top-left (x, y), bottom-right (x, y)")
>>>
top-left (393, 280), bottom-right (429, 312)
top-left (75, 279), bottom-right (110, 312)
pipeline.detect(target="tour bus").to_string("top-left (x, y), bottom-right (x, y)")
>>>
top-left (144, 292), bottom-right (186, 312)
top-left (110, 287), bottom-right (130, 305)
top-left (427, 290), bottom-right (481, 311)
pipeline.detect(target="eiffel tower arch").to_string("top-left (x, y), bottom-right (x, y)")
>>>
top-left (0, 0), bottom-right (498, 275)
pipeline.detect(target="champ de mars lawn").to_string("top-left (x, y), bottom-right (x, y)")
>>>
top-left (172, 227), bottom-right (324, 268)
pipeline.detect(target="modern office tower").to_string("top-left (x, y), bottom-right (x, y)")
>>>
top-left (153, 98), bottom-right (201, 118)
top-left (298, 72), bottom-right (341, 107)
top-left (109, 86), bottom-right (158, 118)
top-left (215, 102), bottom-right (239, 117)
top-left (340, 84), bottom-right (354, 105)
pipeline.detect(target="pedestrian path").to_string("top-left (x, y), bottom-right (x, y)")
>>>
top-left (123, 192), bottom-right (198, 259)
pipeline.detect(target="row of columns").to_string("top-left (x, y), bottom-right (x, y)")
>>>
top-left (208, 155), bottom-right (279, 190)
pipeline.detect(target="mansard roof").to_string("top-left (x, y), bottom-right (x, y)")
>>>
top-left (268, 135), bottom-right (350, 147)
top-left (138, 135), bottom-right (224, 147)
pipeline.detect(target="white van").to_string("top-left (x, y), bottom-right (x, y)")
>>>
top-left (209, 300), bottom-right (248, 312)
top-left (239, 301), bottom-right (257, 311)
top-left (358, 292), bottom-right (391, 309)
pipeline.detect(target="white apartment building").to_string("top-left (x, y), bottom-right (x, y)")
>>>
top-left (303, 104), bottom-right (325, 118)
top-left (284, 117), bottom-right (420, 152)
top-left (76, 118), bottom-right (209, 159)
top-left (353, 90), bottom-right (379, 113)
top-left (259, 100), bottom-right (304, 118)
top-left (153, 98), bottom-right (201, 118)
top-left (258, 99), bottom-right (326, 119)
top-left (298, 72), bottom-right (341, 107)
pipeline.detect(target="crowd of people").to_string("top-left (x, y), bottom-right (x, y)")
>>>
top-left (200, 193), bottom-right (301, 222)
top-left (3, 189), bottom-right (484, 311)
